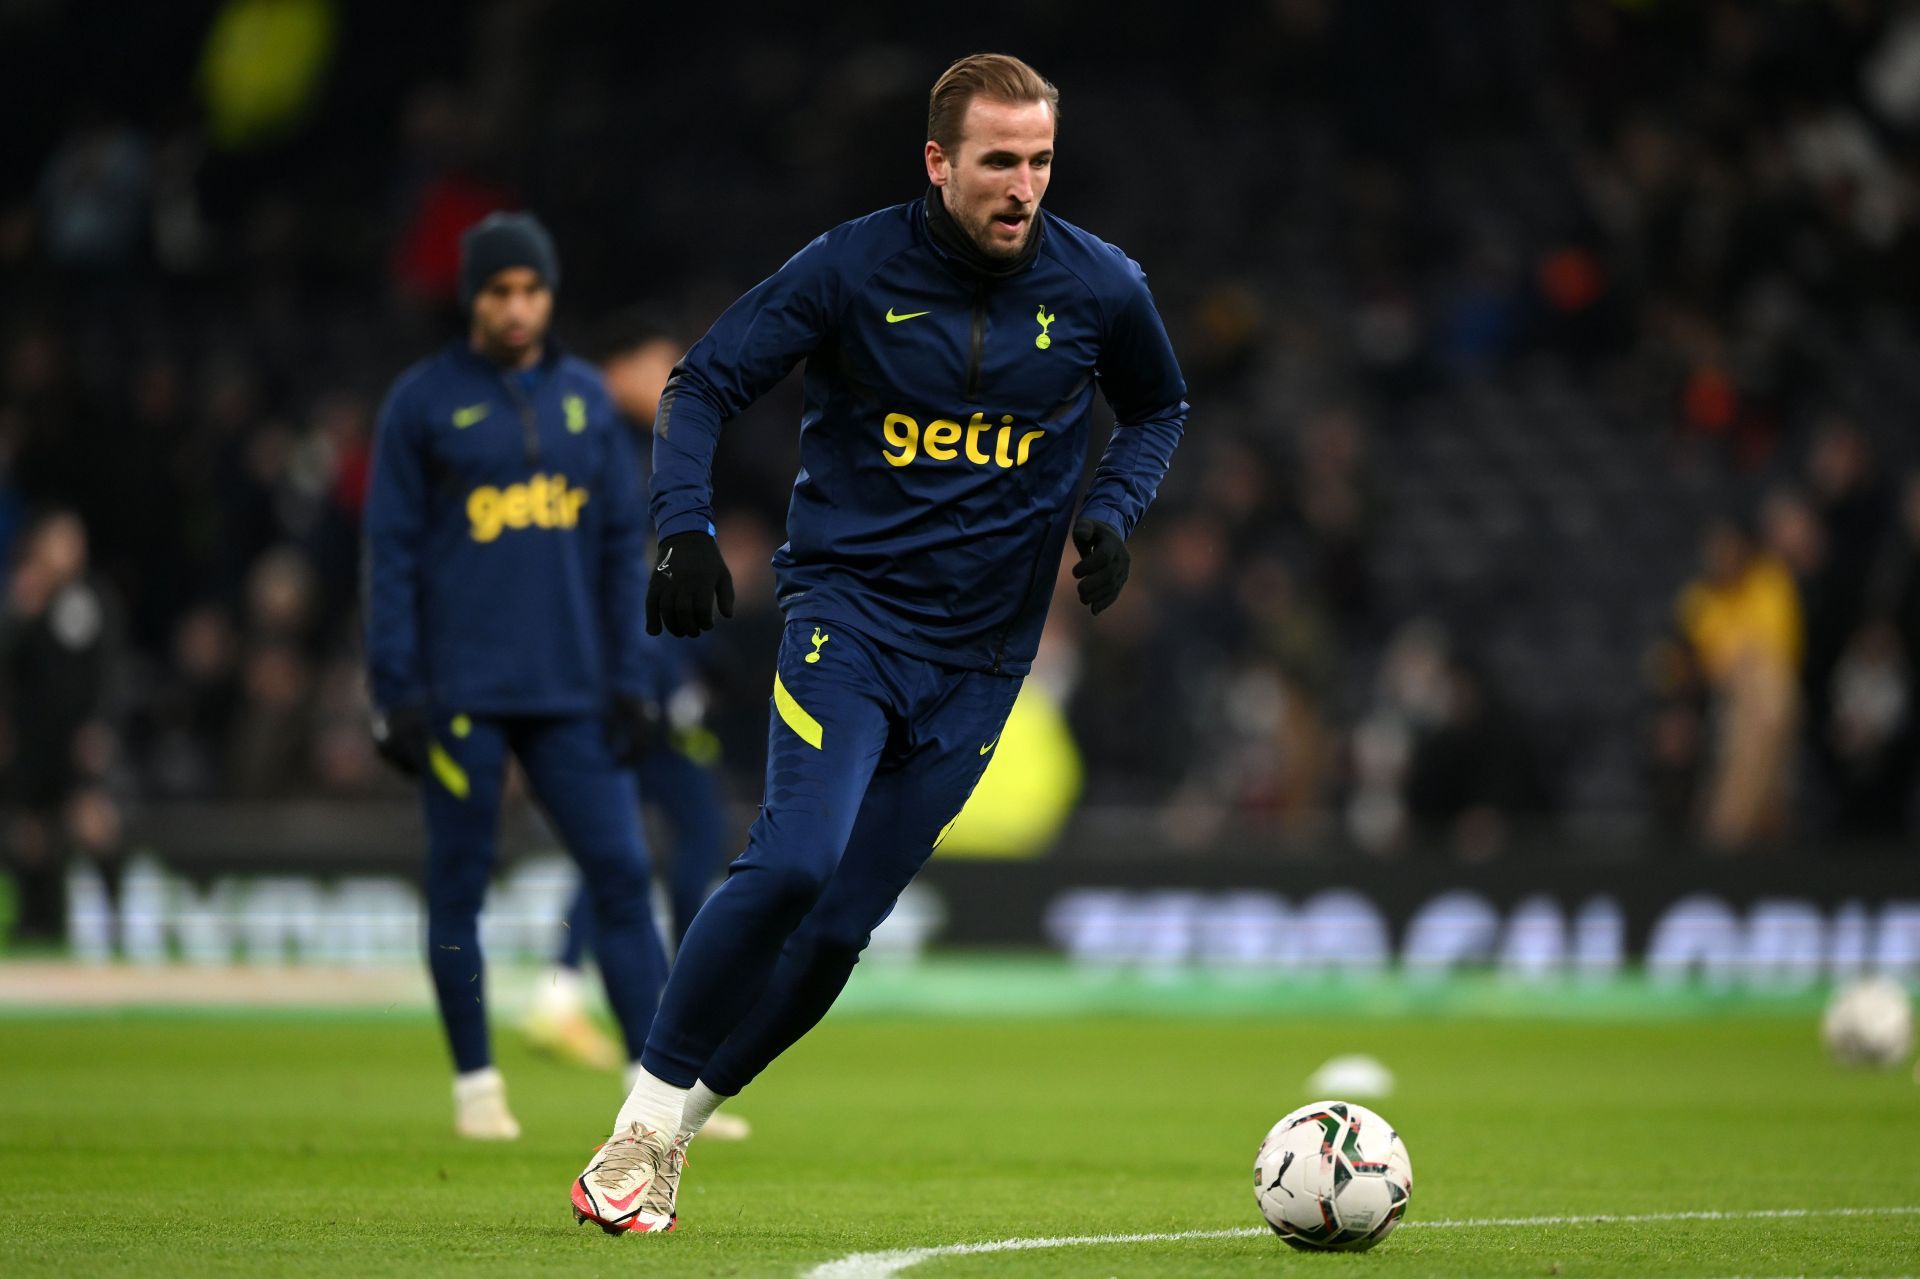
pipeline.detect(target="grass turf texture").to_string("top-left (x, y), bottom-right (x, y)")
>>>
top-left (2, 1009), bottom-right (1916, 1276)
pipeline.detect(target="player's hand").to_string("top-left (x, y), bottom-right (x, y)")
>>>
top-left (647, 532), bottom-right (735, 637)
top-left (370, 704), bottom-right (431, 778)
top-left (1071, 518), bottom-right (1129, 615)
top-left (604, 693), bottom-right (664, 766)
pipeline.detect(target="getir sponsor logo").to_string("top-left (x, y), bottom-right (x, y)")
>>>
top-left (882, 411), bottom-right (1047, 469)
top-left (467, 474), bottom-right (588, 543)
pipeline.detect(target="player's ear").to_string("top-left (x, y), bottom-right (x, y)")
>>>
top-left (925, 140), bottom-right (949, 187)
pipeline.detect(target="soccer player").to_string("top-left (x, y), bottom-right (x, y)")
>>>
top-left (364, 212), bottom-right (669, 1140)
top-left (571, 53), bottom-right (1187, 1232)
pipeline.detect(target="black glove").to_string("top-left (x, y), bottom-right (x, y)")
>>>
top-left (371, 703), bottom-right (431, 778)
top-left (1071, 518), bottom-right (1129, 615)
top-left (646, 531), bottom-right (735, 637)
top-left (604, 693), bottom-right (664, 766)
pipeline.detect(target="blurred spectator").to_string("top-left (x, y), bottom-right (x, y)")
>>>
top-left (1347, 619), bottom-right (1544, 860)
top-left (593, 309), bottom-right (681, 422)
top-left (138, 604), bottom-right (242, 799)
top-left (1290, 406), bottom-right (1377, 625)
top-left (1805, 420), bottom-right (1889, 650)
top-left (1760, 484), bottom-right (1843, 814)
top-left (1072, 513), bottom-right (1238, 811)
top-left (0, 512), bottom-right (125, 941)
top-left (308, 655), bottom-right (379, 794)
top-left (1191, 555), bottom-right (1338, 830)
top-left (1824, 619), bottom-right (1917, 838)
top-left (1642, 632), bottom-right (1707, 840)
top-left (307, 391), bottom-right (375, 623)
top-left (1065, 556), bottom-right (1191, 808)
top-left (1346, 619), bottom-right (1448, 856)
top-left (1677, 517), bottom-right (1803, 852)
top-left (226, 546), bottom-right (319, 797)
top-left (35, 112), bottom-right (151, 276)
top-left (1403, 655), bottom-right (1544, 862)
top-left (1865, 2), bottom-right (1920, 129)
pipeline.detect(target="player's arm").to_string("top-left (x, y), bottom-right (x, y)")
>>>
top-left (1073, 267), bottom-right (1189, 613)
top-left (361, 376), bottom-right (433, 774)
top-left (647, 234), bottom-right (842, 635)
top-left (651, 233), bottom-right (842, 539)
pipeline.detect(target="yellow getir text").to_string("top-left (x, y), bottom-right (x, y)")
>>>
top-left (466, 474), bottom-right (589, 543)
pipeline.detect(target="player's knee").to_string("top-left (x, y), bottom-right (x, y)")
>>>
top-left (792, 912), bottom-right (877, 964)
top-left (582, 868), bottom-right (652, 924)
top-left (805, 933), bottom-right (870, 973)
top-left (426, 880), bottom-right (487, 924)
top-left (745, 858), bottom-right (835, 914)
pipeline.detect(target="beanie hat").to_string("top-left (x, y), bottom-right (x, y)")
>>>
top-left (458, 211), bottom-right (560, 307)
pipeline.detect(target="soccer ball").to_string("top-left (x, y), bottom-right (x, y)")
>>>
top-left (1254, 1100), bottom-right (1412, 1251)
top-left (1821, 977), bottom-right (1914, 1068)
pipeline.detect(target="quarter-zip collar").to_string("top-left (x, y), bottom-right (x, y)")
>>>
top-left (450, 339), bottom-right (566, 465)
top-left (922, 185), bottom-right (1045, 281)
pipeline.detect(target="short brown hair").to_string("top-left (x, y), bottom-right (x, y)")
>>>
top-left (927, 53), bottom-right (1060, 153)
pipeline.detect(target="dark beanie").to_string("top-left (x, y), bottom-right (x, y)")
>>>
top-left (459, 211), bottom-right (560, 307)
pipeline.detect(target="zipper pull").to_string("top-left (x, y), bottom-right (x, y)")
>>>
top-left (501, 370), bottom-right (541, 465)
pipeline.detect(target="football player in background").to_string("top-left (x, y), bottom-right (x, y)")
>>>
top-left (364, 213), bottom-right (668, 1140)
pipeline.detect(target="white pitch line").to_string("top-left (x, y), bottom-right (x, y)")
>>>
top-left (802, 1229), bottom-right (1263, 1279)
top-left (801, 1205), bottom-right (1920, 1279)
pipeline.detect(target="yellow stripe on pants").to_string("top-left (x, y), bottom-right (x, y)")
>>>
top-left (428, 741), bottom-right (470, 799)
top-left (773, 673), bottom-right (823, 749)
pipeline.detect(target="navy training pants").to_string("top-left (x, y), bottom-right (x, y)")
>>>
top-left (640, 620), bottom-right (1019, 1092)
top-left (558, 737), bottom-right (731, 961)
top-left (420, 712), bottom-right (668, 1073)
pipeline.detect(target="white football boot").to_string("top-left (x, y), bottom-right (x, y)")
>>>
top-left (453, 1068), bottom-right (522, 1141)
top-left (572, 1122), bottom-right (686, 1234)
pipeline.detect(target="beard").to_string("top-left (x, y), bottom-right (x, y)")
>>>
top-left (473, 320), bottom-right (544, 367)
top-left (958, 203), bottom-right (1032, 260)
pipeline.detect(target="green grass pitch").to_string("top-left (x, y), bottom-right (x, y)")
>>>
top-left (3, 1005), bottom-right (1917, 1276)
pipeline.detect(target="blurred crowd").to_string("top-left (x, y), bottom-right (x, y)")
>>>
top-left (3, 0), bottom-right (1920, 923)
top-left (1649, 422), bottom-right (1920, 853)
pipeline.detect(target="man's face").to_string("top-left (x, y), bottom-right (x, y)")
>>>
top-left (470, 267), bottom-right (553, 364)
top-left (602, 338), bottom-right (681, 426)
top-left (1704, 525), bottom-right (1749, 585)
top-left (926, 97), bottom-right (1055, 260)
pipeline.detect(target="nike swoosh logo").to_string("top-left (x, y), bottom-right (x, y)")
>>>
top-left (979, 736), bottom-right (1000, 756)
top-left (604, 1179), bottom-right (651, 1212)
top-left (451, 404), bottom-right (489, 428)
top-left (885, 308), bottom-right (931, 323)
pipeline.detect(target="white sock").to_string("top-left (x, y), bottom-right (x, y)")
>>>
top-left (535, 965), bottom-right (586, 1018)
top-left (613, 1065), bottom-right (689, 1138)
top-left (454, 1065), bottom-right (504, 1101)
top-left (677, 1080), bottom-right (732, 1140)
